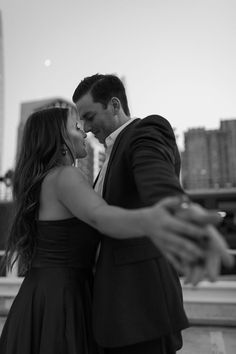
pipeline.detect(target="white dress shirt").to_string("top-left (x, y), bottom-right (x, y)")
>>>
top-left (94, 118), bottom-right (136, 196)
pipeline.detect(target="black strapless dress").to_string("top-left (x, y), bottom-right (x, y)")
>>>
top-left (0, 217), bottom-right (102, 354)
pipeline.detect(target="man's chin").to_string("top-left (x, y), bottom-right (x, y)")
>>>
top-left (95, 135), bottom-right (104, 145)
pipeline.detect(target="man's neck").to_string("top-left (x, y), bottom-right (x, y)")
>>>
top-left (116, 114), bottom-right (131, 129)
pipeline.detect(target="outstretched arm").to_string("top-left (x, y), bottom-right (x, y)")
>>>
top-left (57, 167), bottom-right (234, 284)
top-left (56, 167), bottom-right (205, 241)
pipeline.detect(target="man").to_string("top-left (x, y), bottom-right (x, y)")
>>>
top-left (72, 74), bottom-right (233, 354)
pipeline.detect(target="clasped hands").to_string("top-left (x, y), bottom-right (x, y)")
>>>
top-left (150, 196), bottom-right (234, 286)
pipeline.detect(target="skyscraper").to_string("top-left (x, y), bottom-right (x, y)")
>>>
top-left (0, 11), bottom-right (4, 174)
top-left (220, 119), bottom-right (236, 186)
top-left (182, 119), bottom-right (236, 190)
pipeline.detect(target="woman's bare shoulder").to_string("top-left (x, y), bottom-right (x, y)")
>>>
top-left (40, 166), bottom-right (78, 192)
top-left (43, 166), bottom-right (82, 182)
top-left (56, 165), bottom-right (85, 181)
top-left (55, 166), bottom-right (90, 192)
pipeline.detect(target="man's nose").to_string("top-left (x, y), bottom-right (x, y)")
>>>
top-left (83, 121), bottom-right (91, 133)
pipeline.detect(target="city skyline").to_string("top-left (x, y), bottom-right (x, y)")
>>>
top-left (13, 94), bottom-right (236, 189)
top-left (1, 0), bottom-right (236, 172)
top-left (182, 119), bottom-right (236, 190)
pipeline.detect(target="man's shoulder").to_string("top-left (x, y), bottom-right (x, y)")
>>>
top-left (138, 114), bottom-right (172, 128)
top-left (118, 115), bottom-right (175, 144)
top-left (133, 115), bottom-right (175, 138)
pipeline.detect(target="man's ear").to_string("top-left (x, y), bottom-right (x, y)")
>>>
top-left (110, 97), bottom-right (121, 114)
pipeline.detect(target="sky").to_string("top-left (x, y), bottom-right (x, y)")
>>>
top-left (0, 0), bottom-right (236, 173)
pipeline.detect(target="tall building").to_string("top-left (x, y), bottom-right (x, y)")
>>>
top-left (181, 128), bottom-right (210, 189)
top-left (0, 12), bottom-right (4, 174)
top-left (182, 119), bottom-right (236, 190)
top-left (220, 120), bottom-right (236, 186)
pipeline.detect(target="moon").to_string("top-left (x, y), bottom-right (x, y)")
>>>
top-left (44, 59), bottom-right (51, 67)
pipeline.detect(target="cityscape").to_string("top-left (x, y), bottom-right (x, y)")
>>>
top-left (0, 5), bottom-right (236, 353)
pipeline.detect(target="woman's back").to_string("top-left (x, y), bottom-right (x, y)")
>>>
top-left (33, 217), bottom-right (100, 268)
top-left (38, 167), bottom-right (75, 221)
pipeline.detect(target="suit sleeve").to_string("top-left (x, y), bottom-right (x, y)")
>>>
top-left (128, 115), bottom-right (184, 206)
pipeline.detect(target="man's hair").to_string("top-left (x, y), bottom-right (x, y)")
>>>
top-left (72, 74), bottom-right (130, 116)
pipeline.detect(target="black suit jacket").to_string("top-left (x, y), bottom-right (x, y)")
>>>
top-left (92, 115), bottom-right (189, 348)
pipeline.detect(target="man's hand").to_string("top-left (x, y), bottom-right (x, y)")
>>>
top-left (175, 200), bottom-right (234, 285)
top-left (149, 196), bottom-right (234, 285)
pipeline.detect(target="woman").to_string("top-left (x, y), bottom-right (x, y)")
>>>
top-left (0, 107), bottom-right (199, 354)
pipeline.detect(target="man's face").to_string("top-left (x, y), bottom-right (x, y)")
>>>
top-left (75, 92), bottom-right (116, 144)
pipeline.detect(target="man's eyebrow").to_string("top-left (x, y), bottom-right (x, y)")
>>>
top-left (83, 112), bottom-right (94, 119)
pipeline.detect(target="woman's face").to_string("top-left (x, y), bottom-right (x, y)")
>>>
top-left (66, 109), bottom-right (87, 159)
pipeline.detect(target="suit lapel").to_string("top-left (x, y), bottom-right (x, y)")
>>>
top-left (102, 118), bottom-right (140, 197)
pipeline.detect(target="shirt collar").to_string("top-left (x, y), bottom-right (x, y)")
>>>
top-left (105, 117), bottom-right (136, 150)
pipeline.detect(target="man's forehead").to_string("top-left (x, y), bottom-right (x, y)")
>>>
top-left (76, 94), bottom-right (93, 109)
top-left (76, 92), bottom-right (94, 107)
top-left (76, 99), bottom-right (101, 119)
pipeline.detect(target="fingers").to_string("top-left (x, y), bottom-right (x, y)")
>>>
top-left (176, 203), bottom-right (222, 226)
top-left (152, 197), bottom-right (234, 285)
top-left (165, 213), bottom-right (209, 242)
top-left (204, 251), bottom-right (221, 282)
top-left (166, 253), bottom-right (208, 286)
top-left (206, 225), bottom-right (234, 268)
top-left (173, 204), bottom-right (234, 268)
top-left (166, 253), bottom-right (210, 286)
top-left (165, 253), bottom-right (184, 275)
top-left (151, 229), bottom-right (204, 263)
top-left (158, 196), bottom-right (222, 227)
top-left (184, 264), bottom-right (206, 286)
top-left (164, 237), bottom-right (203, 262)
top-left (157, 196), bottom-right (185, 212)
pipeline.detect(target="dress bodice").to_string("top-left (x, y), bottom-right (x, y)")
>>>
top-left (32, 217), bottom-right (100, 269)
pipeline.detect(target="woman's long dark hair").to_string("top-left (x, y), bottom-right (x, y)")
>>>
top-left (3, 107), bottom-right (74, 275)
